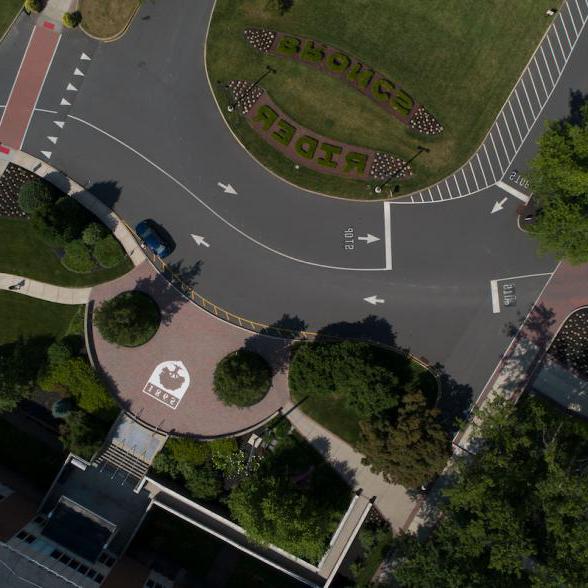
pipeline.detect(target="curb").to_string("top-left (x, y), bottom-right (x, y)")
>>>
top-left (11, 150), bottom-right (147, 267)
top-left (79, 0), bottom-right (140, 43)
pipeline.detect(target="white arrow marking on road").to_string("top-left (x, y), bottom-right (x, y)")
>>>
top-left (66, 83), bottom-right (78, 92)
top-left (60, 98), bottom-right (71, 106)
top-left (217, 182), bottom-right (237, 195)
top-left (80, 52), bottom-right (91, 61)
top-left (364, 295), bottom-right (385, 305)
top-left (73, 68), bottom-right (84, 76)
top-left (491, 197), bottom-right (508, 214)
top-left (47, 136), bottom-right (58, 144)
top-left (357, 233), bottom-right (380, 245)
top-left (53, 121), bottom-right (65, 129)
top-left (41, 151), bottom-right (52, 159)
top-left (191, 234), bottom-right (210, 248)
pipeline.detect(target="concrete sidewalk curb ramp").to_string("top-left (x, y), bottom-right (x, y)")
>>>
top-left (11, 150), bottom-right (147, 267)
top-left (0, 272), bottom-right (90, 304)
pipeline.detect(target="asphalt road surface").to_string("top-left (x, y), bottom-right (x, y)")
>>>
top-left (2, 0), bottom-right (587, 409)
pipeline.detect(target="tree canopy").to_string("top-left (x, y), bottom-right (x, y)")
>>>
top-left (528, 102), bottom-right (588, 263)
top-left (0, 339), bottom-right (39, 413)
top-left (392, 395), bottom-right (588, 587)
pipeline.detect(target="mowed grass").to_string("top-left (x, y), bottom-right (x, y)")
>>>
top-left (0, 218), bottom-right (132, 287)
top-left (0, 0), bottom-right (20, 39)
top-left (79, 0), bottom-right (139, 39)
top-left (207, 0), bottom-right (561, 199)
top-left (0, 291), bottom-right (81, 345)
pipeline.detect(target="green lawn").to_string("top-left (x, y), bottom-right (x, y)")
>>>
top-left (0, 0), bottom-right (20, 39)
top-left (0, 291), bottom-right (82, 345)
top-left (207, 0), bottom-right (560, 199)
top-left (79, 0), bottom-right (139, 39)
top-left (0, 218), bottom-right (132, 286)
top-left (291, 356), bottom-right (438, 447)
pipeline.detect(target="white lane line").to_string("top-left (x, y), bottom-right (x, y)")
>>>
top-left (546, 34), bottom-right (562, 74)
top-left (483, 143), bottom-right (498, 182)
top-left (508, 101), bottom-right (523, 141)
top-left (496, 271), bottom-right (554, 282)
top-left (565, 2), bottom-right (580, 35)
top-left (514, 88), bottom-right (531, 130)
top-left (419, 193), bottom-right (424, 202)
top-left (436, 184), bottom-right (443, 200)
top-left (501, 111), bottom-right (517, 151)
top-left (552, 24), bottom-right (568, 58)
top-left (489, 131), bottom-right (506, 172)
top-left (476, 152), bottom-right (489, 186)
top-left (490, 280), bottom-right (500, 314)
top-left (453, 174), bottom-right (462, 196)
top-left (383, 202), bottom-right (392, 270)
top-left (69, 114), bottom-right (391, 272)
top-left (574, 0), bottom-right (586, 20)
top-left (461, 168), bottom-right (471, 193)
top-left (527, 68), bottom-right (544, 105)
top-left (532, 57), bottom-right (549, 98)
top-left (444, 179), bottom-right (452, 199)
top-left (426, 188), bottom-right (434, 201)
top-left (559, 11), bottom-right (574, 49)
top-left (469, 161), bottom-right (480, 190)
top-left (495, 120), bottom-right (512, 157)
top-left (0, 105), bottom-right (58, 115)
top-left (540, 47), bottom-right (555, 87)
top-left (520, 78), bottom-right (537, 117)
top-left (496, 180), bottom-right (530, 203)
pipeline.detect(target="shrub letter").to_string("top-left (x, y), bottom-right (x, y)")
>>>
top-left (326, 52), bottom-right (351, 73)
top-left (392, 90), bottom-right (415, 116)
top-left (301, 40), bottom-right (326, 63)
top-left (371, 78), bottom-right (396, 103)
top-left (347, 63), bottom-right (375, 89)
top-left (277, 35), bottom-right (301, 56)
top-left (344, 152), bottom-right (368, 175)
top-left (253, 104), bottom-right (279, 131)
top-left (272, 119), bottom-right (296, 146)
top-left (295, 135), bottom-right (319, 159)
top-left (318, 143), bottom-right (342, 168)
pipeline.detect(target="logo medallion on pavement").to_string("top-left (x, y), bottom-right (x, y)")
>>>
top-left (143, 361), bottom-right (191, 410)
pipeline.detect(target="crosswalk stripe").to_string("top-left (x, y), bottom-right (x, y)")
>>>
top-left (546, 35), bottom-right (562, 73)
top-left (476, 153), bottom-right (489, 186)
top-left (514, 88), bottom-right (530, 130)
top-left (508, 102), bottom-right (523, 141)
top-left (540, 47), bottom-right (555, 87)
top-left (469, 161), bottom-right (480, 190)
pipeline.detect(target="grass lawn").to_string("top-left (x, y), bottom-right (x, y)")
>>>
top-left (0, 0), bottom-right (20, 39)
top-left (207, 0), bottom-right (561, 199)
top-left (79, 0), bottom-right (139, 39)
top-left (0, 291), bottom-right (82, 345)
top-left (0, 218), bottom-right (132, 287)
top-left (291, 353), bottom-right (438, 447)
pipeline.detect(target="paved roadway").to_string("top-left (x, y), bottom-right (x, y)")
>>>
top-left (1, 1), bottom-right (587, 407)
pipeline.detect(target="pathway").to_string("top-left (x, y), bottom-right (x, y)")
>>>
top-left (0, 272), bottom-right (90, 304)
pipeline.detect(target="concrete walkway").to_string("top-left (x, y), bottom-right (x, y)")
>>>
top-left (285, 402), bottom-right (417, 532)
top-left (0, 272), bottom-right (90, 304)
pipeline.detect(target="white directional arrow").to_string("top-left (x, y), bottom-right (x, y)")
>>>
top-left (491, 197), bottom-right (508, 214)
top-left (73, 68), bottom-right (84, 76)
top-left (357, 233), bottom-right (380, 245)
top-left (80, 52), bottom-right (91, 61)
top-left (53, 121), bottom-right (65, 129)
top-left (66, 83), bottom-right (78, 92)
top-left (60, 98), bottom-right (71, 106)
top-left (217, 182), bottom-right (237, 195)
top-left (191, 234), bottom-right (210, 248)
top-left (41, 151), bottom-right (52, 159)
top-left (47, 136), bottom-right (58, 144)
top-left (363, 295), bottom-right (385, 305)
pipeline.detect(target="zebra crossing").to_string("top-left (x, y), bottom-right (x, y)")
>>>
top-left (396, 0), bottom-right (588, 204)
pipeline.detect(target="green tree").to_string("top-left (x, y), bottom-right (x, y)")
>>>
top-left (358, 390), bottom-right (450, 488)
top-left (94, 291), bottom-right (160, 347)
top-left (82, 223), bottom-right (107, 246)
top-left (59, 411), bottom-right (110, 460)
top-left (93, 235), bottom-right (125, 268)
top-left (0, 339), bottom-right (37, 412)
top-left (62, 11), bottom-right (82, 28)
top-left (18, 179), bottom-right (55, 214)
top-left (213, 349), bottom-right (272, 407)
top-left (31, 197), bottom-right (93, 245)
top-left (528, 102), bottom-right (588, 263)
top-left (62, 240), bottom-right (95, 273)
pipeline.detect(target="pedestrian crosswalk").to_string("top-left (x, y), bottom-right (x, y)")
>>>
top-left (396, 0), bottom-right (588, 204)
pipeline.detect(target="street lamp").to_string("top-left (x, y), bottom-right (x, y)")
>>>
top-left (227, 65), bottom-right (277, 113)
top-left (374, 145), bottom-right (430, 194)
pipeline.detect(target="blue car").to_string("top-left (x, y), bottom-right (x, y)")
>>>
top-left (135, 219), bottom-right (172, 258)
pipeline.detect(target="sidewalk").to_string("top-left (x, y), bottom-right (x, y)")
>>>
top-left (285, 402), bottom-right (417, 532)
top-left (0, 272), bottom-right (90, 304)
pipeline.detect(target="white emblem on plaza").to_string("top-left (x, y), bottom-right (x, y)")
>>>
top-left (142, 361), bottom-right (191, 410)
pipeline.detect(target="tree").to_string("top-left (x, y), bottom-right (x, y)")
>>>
top-left (94, 291), bottom-right (160, 347)
top-left (358, 390), bottom-right (450, 488)
top-left (213, 349), bottom-right (272, 407)
top-left (59, 411), bottom-right (109, 460)
top-left (0, 339), bottom-right (37, 412)
top-left (528, 102), bottom-right (588, 263)
top-left (82, 223), bottom-right (107, 246)
top-left (24, 0), bottom-right (42, 14)
top-left (31, 197), bottom-right (93, 245)
top-left (93, 235), bottom-right (125, 268)
top-left (18, 179), bottom-right (55, 214)
top-left (62, 240), bottom-right (95, 273)
top-left (289, 340), bottom-right (402, 417)
top-left (62, 11), bottom-right (82, 28)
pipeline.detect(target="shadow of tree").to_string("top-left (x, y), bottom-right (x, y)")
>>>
top-left (566, 89), bottom-right (588, 126)
top-left (86, 180), bottom-right (122, 211)
top-left (430, 362), bottom-right (473, 435)
top-left (316, 314), bottom-right (397, 347)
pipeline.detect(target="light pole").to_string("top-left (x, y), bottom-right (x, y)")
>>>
top-left (374, 145), bottom-right (430, 194)
top-left (227, 65), bottom-right (276, 112)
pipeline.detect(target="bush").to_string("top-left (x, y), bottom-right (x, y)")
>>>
top-left (62, 240), bottom-right (95, 273)
top-left (24, 0), bottom-right (42, 13)
top-left (31, 197), bottom-right (93, 245)
top-left (93, 235), bottom-right (125, 268)
top-left (82, 223), bottom-right (107, 246)
top-left (59, 411), bottom-right (110, 460)
top-left (52, 398), bottom-right (74, 419)
top-left (94, 291), bottom-right (160, 347)
top-left (62, 11), bottom-right (82, 28)
top-left (184, 463), bottom-right (223, 501)
top-left (47, 341), bottom-right (74, 367)
top-left (18, 179), bottom-right (55, 214)
top-left (213, 349), bottom-right (272, 407)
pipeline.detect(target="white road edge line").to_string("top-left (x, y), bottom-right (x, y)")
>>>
top-left (384, 202), bottom-right (392, 270)
top-left (495, 180), bottom-right (530, 203)
top-left (490, 280), bottom-right (500, 314)
top-left (67, 114), bottom-right (391, 272)
top-left (494, 271), bottom-right (554, 282)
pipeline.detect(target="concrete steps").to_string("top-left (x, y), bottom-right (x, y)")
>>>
top-left (94, 443), bottom-right (149, 480)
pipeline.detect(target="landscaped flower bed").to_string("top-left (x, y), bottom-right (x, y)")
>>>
top-left (548, 308), bottom-right (588, 379)
top-left (244, 28), bottom-right (443, 135)
top-left (227, 82), bottom-right (412, 181)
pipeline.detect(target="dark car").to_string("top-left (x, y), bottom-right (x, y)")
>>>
top-left (135, 219), bottom-right (173, 258)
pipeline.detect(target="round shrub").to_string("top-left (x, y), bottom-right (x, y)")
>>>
top-left (62, 240), bottom-right (95, 273)
top-left (93, 235), bottom-right (125, 268)
top-left (24, 0), bottom-right (42, 13)
top-left (82, 223), bottom-right (107, 246)
top-left (18, 179), bottom-right (55, 214)
top-left (94, 291), bottom-right (160, 347)
top-left (62, 11), bottom-right (82, 28)
top-left (213, 349), bottom-right (272, 407)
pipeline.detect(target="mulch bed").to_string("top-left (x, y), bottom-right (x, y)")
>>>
top-left (548, 308), bottom-right (588, 380)
top-left (0, 163), bottom-right (34, 218)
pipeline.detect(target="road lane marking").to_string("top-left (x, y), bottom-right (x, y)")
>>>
top-left (559, 11), bottom-right (574, 48)
top-left (490, 280), bottom-right (500, 313)
top-left (501, 111), bottom-right (517, 151)
top-left (514, 88), bottom-right (531, 130)
top-left (507, 101), bottom-right (523, 141)
top-left (540, 47), bottom-right (555, 87)
top-left (546, 35), bottom-right (562, 73)
top-left (384, 202), bottom-right (392, 270)
top-left (496, 180), bottom-right (530, 203)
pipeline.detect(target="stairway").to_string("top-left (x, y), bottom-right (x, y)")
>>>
top-left (94, 443), bottom-right (150, 481)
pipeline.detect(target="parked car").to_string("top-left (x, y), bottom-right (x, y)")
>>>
top-left (135, 219), bottom-right (173, 258)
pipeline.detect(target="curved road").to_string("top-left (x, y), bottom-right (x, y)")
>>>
top-left (1, 0), bottom-right (587, 406)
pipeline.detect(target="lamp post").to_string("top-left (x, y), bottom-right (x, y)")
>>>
top-left (374, 145), bottom-right (430, 194)
top-left (227, 65), bottom-right (277, 112)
